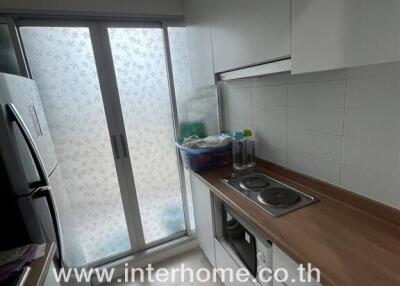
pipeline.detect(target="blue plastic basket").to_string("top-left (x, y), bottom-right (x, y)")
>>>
top-left (176, 143), bottom-right (232, 171)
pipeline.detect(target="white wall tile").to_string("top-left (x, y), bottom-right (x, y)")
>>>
top-left (253, 85), bottom-right (288, 108)
top-left (342, 135), bottom-right (399, 175)
top-left (343, 109), bottom-right (398, 139)
top-left (253, 85), bottom-right (287, 125)
top-left (252, 85), bottom-right (288, 166)
top-left (222, 86), bottom-right (252, 132)
top-left (254, 124), bottom-right (287, 148)
top-left (256, 140), bottom-right (288, 166)
top-left (347, 62), bottom-right (400, 79)
top-left (288, 128), bottom-right (342, 160)
top-left (287, 128), bottom-right (342, 185)
top-left (288, 80), bottom-right (345, 108)
top-left (341, 163), bottom-right (400, 208)
top-left (287, 148), bottom-right (341, 184)
top-left (287, 79), bottom-right (345, 135)
top-left (288, 107), bottom-right (344, 135)
top-left (289, 68), bottom-right (346, 84)
top-left (343, 62), bottom-right (400, 177)
top-left (222, 61), bottom-right (400, 209)
top-left (346, 77), bottom-right (399, 111)
top-left (342, 109), bottom-right (399, 175)
top-left (251, 73), bottom-right (291, 87)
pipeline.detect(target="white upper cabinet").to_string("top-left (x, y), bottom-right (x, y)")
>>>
top-left (292, 0), bottom-right (400, 74)
top-left (184, 0), bottom-right (215, 87)
top-left (210, 0), bottom-right (290, 73)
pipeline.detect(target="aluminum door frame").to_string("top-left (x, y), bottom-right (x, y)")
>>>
top-left (93, 20), bottom-right (191, 242)
top-left (161, 23), bottom-right (192, 234)
top-left (15, 17), bottom-right (193, 267)
top-left (89, 22), bottom-right (147, 252)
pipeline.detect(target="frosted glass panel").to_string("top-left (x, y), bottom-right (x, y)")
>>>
top-left (168, 27), bottom-right (219, 139)
top-left (108, 27), bottom-right (185, 243)
top-left (167, 27), bottom-right (196, 231)
top-left (20, 27), bottom-right (131, 264)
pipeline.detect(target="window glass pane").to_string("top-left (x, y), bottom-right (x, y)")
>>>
top-left (167, 27), bottom-right (196, 231)
top-left (20, 27), bottom-right (131, 265)
top-left (108, 27), bottom-right (185, 244)
top-left (168, 27), bottom-right (219, 139)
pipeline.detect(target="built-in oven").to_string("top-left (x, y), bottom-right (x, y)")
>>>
top-left (221, 203), bottom-right (273, 285)
top-left (222, 203), bottom-right (257, 275)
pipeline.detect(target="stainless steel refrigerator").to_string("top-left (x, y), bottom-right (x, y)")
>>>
top-left (0, 72), bottom-right (84, 267)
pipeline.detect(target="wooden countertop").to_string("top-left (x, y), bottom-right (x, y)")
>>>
top-left (25, 242), bottom-right (56, 286)
top-left (192, 162), bottom-right (400, 286)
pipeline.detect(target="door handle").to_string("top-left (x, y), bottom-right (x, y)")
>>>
top-left (111, 134), bottom-right (120, 160)
top-left (120, 133), bottom-right (128, 158)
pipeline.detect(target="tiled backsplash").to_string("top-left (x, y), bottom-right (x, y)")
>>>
top-left (221, 62), bottom-right (400, 209)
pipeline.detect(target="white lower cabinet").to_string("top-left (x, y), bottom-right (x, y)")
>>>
top-left (190, 173), bottom-right (216, 267)
top-left (215, 239), bottom-right (258, 286)
top-left (272, 245), bottom-right (321, 286)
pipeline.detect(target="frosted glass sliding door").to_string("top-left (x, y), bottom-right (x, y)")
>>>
top-left (19, 27), bottom-right (132, 264)
top-left (19, 21), bottom-right (193, 266)
top-left (108, 27), bottom-right (185, 244)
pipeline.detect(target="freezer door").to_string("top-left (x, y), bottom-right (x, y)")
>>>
top-left (0, 73), bottom-right (57, 176)
top-left (18, 189), bottom-right (62, 265)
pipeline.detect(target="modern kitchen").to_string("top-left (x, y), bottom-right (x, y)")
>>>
top-left (0, 0), bottom-right (399, 285)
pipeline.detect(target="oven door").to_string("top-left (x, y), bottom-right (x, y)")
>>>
top-left (222, 204), bottom-right (257, 276)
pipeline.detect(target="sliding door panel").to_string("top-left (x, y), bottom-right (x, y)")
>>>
top-left (20, 27), bottom-right (131, 264)
top-left (108, 27), bottom-right (185, 244)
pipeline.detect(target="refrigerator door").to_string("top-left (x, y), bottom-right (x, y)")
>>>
top-left (0, 73), bottom-right (57, 177)
top-left (4, 103), bottom-right (66, 266)
top-left (17, 186), bottom-right (62, 266)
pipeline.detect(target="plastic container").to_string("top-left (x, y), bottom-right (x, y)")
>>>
top-left (243, 129), bottom-right (256, 168)
top-left (232, 131), bottom-right (247, 171)
top-left (176, 143), bottom-right (232, 171)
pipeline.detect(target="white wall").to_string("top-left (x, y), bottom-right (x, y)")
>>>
top-left (222, 62), bottom-right (400, 209)
top-left (0, 0), bottom-right (183, 17)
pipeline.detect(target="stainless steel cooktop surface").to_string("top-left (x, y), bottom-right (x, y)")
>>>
top-left (221, 172), bottom-right (317, 217)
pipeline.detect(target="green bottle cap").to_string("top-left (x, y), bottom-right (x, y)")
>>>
top-left (243, 129), bottom-right (253, 137)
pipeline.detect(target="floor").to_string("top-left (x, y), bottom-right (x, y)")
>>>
top-left (108, 248), bottom-right (223, 285)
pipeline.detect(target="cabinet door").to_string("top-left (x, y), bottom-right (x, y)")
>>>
top-left (210, 0), bottom-right (290, 73)
top-left (292, 0), bottom-right (400, 74)
top-left (215, 239), bottom-right (257, 286)
top-left (272, 245), bottom-right (321, 286)
top-left (190, 173), bottom-right (216, 266)
top-left (184, 0), bottom-right (215, 87)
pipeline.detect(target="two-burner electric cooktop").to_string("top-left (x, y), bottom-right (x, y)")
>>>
top-left (221, 173), bottom-right (317, 217)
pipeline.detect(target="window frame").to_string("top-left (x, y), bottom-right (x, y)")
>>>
top-left (13, 16), bottom-right (193, 269)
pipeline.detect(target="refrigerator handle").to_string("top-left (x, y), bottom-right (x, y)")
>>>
top-left (32, 185), bottom-right (64, 267)
top-left (6, 103), bottom-right (49, 188)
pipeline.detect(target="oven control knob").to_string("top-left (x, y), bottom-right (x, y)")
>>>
top-left (257, 252), bottom-right (265, 263)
